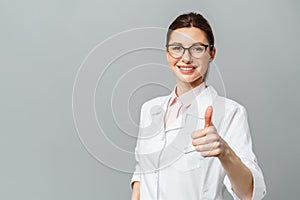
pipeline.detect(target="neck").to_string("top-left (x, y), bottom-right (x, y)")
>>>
top-left (176, 78), bottom-right (204, 96)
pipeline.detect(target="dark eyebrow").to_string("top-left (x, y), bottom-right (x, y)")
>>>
top-left (168, 42), bottom-right (206, 46)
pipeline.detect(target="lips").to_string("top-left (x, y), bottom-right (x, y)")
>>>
top-left (177, 65), bottom-right (196, 74)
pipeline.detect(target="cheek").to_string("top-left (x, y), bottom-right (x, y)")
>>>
top-left (197, 55), bottom-right (210, 65)
top-left (195, 58), bottom-right (210, 74)
top-left (166, 54), bottom-right (179, 67)
top-left (197, 65), bottom-right (208, 76)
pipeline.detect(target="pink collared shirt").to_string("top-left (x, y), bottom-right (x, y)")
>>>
top-left (164, 82), bottom-right (207, 128)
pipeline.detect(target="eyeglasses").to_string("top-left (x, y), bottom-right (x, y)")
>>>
top-left (166, 43), bottom-right (213, 59)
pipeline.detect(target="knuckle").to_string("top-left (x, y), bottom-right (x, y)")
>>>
top-left (208, 126), bottom-right (215, 132)
top-left (192, 139), bottom-right (197, 146)
top-left (192, 131), bottom-right (198, 138)
top-left (202, 151), bottom-right (209, 157)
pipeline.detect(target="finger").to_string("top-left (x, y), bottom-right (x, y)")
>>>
top-left (203, 124), bottom-right (217, 135)
top-left (192, 125), bottom-right (216, 139)
top-left (204, 106), bottom-right (213, 128)
top-left (194, 141), bottom-right (221, 152)
top-left (200, 148), bottom-right (222, 157)
top-left (192, 133), bottom-right (219, 146)
top-left (192, 129), bottom-right (206, 139)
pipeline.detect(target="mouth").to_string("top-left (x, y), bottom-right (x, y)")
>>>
top-left (177, 65), bottom-right (196, 74)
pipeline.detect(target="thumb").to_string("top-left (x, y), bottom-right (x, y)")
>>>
top-left (204, 106), bottom-right (213, 128)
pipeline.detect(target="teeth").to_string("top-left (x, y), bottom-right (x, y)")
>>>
top-left (181, 67), bottom-right (193, 71)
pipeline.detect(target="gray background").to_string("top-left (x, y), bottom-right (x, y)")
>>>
top-left (1, 0), bottom-right (299, 199)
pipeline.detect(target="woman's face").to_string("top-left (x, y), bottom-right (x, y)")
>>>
top-left (166, 27), bottom-right (215, 87)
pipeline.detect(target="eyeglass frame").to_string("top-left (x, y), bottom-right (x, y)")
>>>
top-left (166, 42), bottom-right (214, 59)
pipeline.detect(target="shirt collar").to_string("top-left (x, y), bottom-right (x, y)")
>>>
top-left (169, 82), bottom-right (207, 108)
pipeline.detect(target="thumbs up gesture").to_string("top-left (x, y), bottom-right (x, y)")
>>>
top-left (192, 106), bottom-right (228, 157)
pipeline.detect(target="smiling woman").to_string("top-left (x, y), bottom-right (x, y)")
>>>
top-left (131, 12), bottom-right (266, 200)
top-left (166, 26), bottom-right (215, 96)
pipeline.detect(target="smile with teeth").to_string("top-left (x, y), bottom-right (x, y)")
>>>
top-left (177, 66), bottom-right (196, 71)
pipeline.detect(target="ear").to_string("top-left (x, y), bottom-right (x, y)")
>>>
top-left (209, 46), bottom-right (216, 61)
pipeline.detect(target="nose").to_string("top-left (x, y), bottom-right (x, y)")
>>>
top-left (181, 49), bottom-right (192, 63)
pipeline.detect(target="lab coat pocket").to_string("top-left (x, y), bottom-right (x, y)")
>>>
top-left (171, 150), bottom-right (204, 172)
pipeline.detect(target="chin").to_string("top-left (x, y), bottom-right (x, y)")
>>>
top-left (177, 76), bottom-right (203, 85)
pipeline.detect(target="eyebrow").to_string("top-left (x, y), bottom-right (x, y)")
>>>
top-left (168, 42), bottom-right (206, 46)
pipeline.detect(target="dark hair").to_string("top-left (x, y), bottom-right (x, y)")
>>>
top-left (166, 12), bottom-right (214, 51)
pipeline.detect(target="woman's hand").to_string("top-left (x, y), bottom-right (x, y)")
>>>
top-left (191, 106), bottom-right (229, 158)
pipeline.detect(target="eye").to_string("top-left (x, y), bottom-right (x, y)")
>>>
top-left (170, 46), bottom-right (182, 51)
top-left (191, 46), bottom-right (205, 52)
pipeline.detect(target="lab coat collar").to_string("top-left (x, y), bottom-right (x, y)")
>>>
top-left (149, 86), bottom-right (219, 133)
top-left (177, 82), bottom-right (206, 108)
top-left (185, 85), bottom-right (218, 118)
top-left (168, 82), bottom-right (206, 109)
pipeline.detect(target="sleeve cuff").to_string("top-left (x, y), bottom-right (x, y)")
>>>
top-left (249, 166), bottom-right (267, 199)
top-left (130, 173), bottom-right (140, 189)
top-left (223, 160), bottom-right (266, 199)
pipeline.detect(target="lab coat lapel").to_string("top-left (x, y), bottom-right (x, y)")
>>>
top-left (138, 94), bottom-right (171, 173)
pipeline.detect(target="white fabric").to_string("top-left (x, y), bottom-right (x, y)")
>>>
top-left (130, 86), bottom-right (266, 200)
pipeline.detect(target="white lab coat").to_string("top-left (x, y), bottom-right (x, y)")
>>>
top-left (131, 86), bottom-right (266, 200)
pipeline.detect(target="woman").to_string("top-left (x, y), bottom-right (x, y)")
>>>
top-left (131, 12), bottom-right (266, 200)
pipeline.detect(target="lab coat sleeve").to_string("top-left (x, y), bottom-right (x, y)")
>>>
top-left (130, 103), bottom-right (148, 189)
top-left (130, 149), bottom-right (141, 189)
top-left (221, 104), bottom-right (266, 200)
